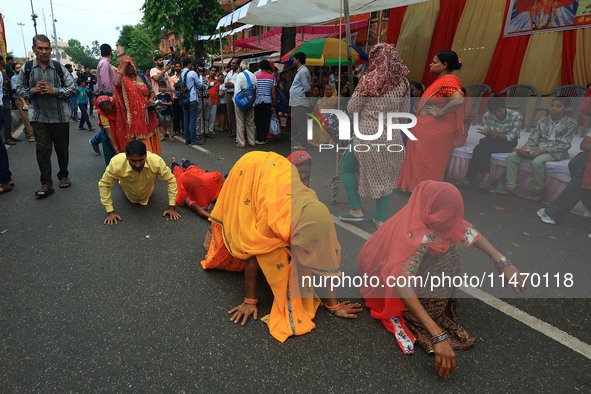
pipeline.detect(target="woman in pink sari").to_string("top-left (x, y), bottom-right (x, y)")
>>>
top-left (358, 181), bottom-right (527, 378)
top-left (113, 56), bottom-right (161, 156)
top-left (397, 51), bottom-right (465, 191)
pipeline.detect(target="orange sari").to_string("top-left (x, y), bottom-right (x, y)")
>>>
top-left (397, 75), bottom-right (464, 191)
top-left (114, 57), bottom-right (161, 156)
top-left (201, 151), bottom-right (341, 342)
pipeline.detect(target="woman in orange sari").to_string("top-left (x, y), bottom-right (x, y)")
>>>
top-left (201, 151), bottom-right (362, 342)
top-left (113, 56), bottom-right (161, 156)
top-left (397, 51), bottom-right (466, 191)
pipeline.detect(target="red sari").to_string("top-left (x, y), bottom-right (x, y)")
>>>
top-left (397, 75), bottom-right (464, 191)
top-left (173, 164), bottom-right (224, 210)
top-left (114, 57), bottom-right (161, 156)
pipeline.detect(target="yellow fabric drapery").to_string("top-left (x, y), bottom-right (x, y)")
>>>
top-left (451, 0), bottom-right (505, 87)
top-left (573, 27), bottom-right (591, 86)
top-left (396, 0), bottom-right (440, 82)
top-left (518, 32), bottom-right (563, 94)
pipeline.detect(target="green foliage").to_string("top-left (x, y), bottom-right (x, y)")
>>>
top-left (116, 25), bottom-right (136, 49)
top-left (141, 0), bottom-right (226, 59)
top-left (63, 39), bottom-right (99, 69)
top-left (125, 26), bottom-right (156, 71)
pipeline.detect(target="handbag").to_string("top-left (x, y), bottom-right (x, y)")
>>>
top-left (269, 112), bottom-right (280, 136)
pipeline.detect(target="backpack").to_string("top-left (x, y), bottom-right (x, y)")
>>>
top-left (234, 72), bottom-right (256, 111)
top-left (175, 70), bottom-right (193, 104)
top-left (24, 60), bottom-right (65, 87)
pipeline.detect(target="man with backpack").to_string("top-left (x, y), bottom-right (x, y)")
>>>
top-left (232, 60), bottom-right (257, 148)
top-left (177, 57), bottom-right (202, 146)
top-left (16, 34), bottom-right (76, 198)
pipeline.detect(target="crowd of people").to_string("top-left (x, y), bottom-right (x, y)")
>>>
top-left (2, 32), bottom-right (591, 380)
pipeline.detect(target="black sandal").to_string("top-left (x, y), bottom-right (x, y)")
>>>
top-left (59, 178), bottom-right (72, 188)
top-left (35, 185), bottom-right (54, 198)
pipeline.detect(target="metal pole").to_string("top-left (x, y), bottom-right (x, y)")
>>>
top-left (343, 0), bottom-right (355, 92)
top-left (42, 8), bottom-right (48, 36)
top-left (30, 0), bottom-right (38, 36)
top-left (17, 23), bottom-right (27, 58)
top-left (218, 27), bottom-right (224, 70)
top-left (49, 0), bottom-right (59, 62)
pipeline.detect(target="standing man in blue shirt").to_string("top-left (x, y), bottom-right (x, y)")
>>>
top-left (180, 57), bottom-right (202, 146)
top-left (289, 52), bottom-right (312, 150)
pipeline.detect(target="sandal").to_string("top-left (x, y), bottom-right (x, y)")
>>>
top-left (0, 183), bottom-right (14, 194)
top-left (338, 211), bottom-right (364, 222)
top-left (478, 180), bottom-right (491, 191)
top-left (236, 144), bottom-right (245, 148)
top-left (497, 188), bottom-right (517, 197)
top-left (28, 137), bottom-right (35, 142)
top-left (35, 185), bottom-right (54, 198)
top-left (366, 216), bottom-right (382, 229)
top-left (205, 133), bottom-right (214, 138)
top-left (530, 190), bottom-right (544, 202)
top-left (59, 178), bottom-right (72, 188)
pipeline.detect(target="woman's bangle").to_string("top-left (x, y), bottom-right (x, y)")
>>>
top-left (429, 331), bottom-right (449, 345)
top-left (325, 302), bottom-right (342, 313)
top-left (494, 256), bottom-right (513, 270)
top-left (243, 297), bottom-right (258, 305)
top-left (489, 251), bottom-right (503, 259)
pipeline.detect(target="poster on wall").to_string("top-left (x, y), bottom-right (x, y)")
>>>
top-left (0, 13), bottom-right (7, 58)
top-left (503, 0), bottom-right (591, 37)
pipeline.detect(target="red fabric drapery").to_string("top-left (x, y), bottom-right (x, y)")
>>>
top-left (420, 0), bottom-right (466, 88)
top-left (386, 6), bottom-right (408, 45)
top-left (561, 29), bottom-right (577, 86)
top-left (483, 0), bottom-right (530, 93)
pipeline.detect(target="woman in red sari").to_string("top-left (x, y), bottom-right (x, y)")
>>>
top-left (397, 51), bottom-right (465, 191)
top-left (358, 180), bottom-right (527, 378)
top-left (113, 56), bottom-right (161, 156)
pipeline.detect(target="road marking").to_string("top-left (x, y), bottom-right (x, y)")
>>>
top-left (174, 135), bottom-right (211, 154)
top-left (331, 214), bottom-right (591, 360)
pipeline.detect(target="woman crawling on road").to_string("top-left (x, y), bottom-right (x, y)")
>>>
top-left (201, 151), bottom-right (362, 342)
top-left (357, 180), bottom-right (527, 378)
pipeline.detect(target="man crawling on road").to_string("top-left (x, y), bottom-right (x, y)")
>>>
top-left (98, 139), bottom-right (180, 225)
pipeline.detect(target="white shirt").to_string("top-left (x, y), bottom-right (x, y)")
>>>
top-left (224, 70), bottom-right (238, 93)
top-left (233, 70), bottom-right (257, 99)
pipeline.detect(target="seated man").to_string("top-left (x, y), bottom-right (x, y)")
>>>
top-left (170, 156), bottom-right (224, 219)
top-left (98, 140), bottom-right (180, 225)
top-left (460, 97), bottom-right (521, 190)
top-left (499, 97), bottom-right (577, 202)
top-left (536, 129), bottom-right (591, 238)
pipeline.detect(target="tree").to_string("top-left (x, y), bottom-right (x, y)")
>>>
top-left (141, 0), bottom-right (226, 60)
top-left (126, 26), bottom-right (155, 72)
top-left (116, 25), bottom-right (136, 49)
top-left (280, 27), bottom-right (296, 58)
top-left (63, 39), bottom-right (99, 69)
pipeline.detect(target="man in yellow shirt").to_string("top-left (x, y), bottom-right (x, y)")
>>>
top-left (98, 140), bottom-right (181, 225)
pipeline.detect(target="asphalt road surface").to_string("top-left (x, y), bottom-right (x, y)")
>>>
top-left (1, 121), bottom-right (590, 392)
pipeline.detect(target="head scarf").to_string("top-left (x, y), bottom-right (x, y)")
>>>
top-left (358, 180), bottom-right (474, 305)
top-left (113, 56), bottom-right (158, 146)
top-left (287, 151), bottom-right (311, 166)
top-left (95, 95), bottom-right (112, 106)
top-left (354, 43), bottom-right (409, 98)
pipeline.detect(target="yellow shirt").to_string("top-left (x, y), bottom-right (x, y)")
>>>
top-left (98, 151), bottom-right (177, 212)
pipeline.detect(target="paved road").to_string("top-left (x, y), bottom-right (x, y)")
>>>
top-left (1, 121), bottom-right (590, 392)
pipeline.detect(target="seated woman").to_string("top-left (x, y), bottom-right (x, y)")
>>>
top-left (287, 150), bottom-right (311, 186)
top-left (170, 157), bottom-right (224, 218)
top-left (358, 180), bottom-right (526, 378)
top-left (201, 151), bottom-right (361, 342)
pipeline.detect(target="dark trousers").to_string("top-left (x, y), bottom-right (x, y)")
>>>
top-left (254, 103), bottom-right (272, 142)
top-left (31, 122), bottom-right (70, 187)
top-left (78, 103), bottom-right (92, 129)
top-left (0, 111), bottom-right (12, 184)
top-left (89, 98), bottom-right (94, 116)
top-left (172, 98), bottom-right (183, 133)
top-left (546, 151), bottom-right (591, 222)
top-left (2, 95), bottom-right (12, 141)
top-left (291, 105), bottom-right (309, 146)
top-left (464, 136), bottom-right (517, 182)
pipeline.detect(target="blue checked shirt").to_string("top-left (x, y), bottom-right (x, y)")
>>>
top-left (15, 59), bottom-right (76, 124)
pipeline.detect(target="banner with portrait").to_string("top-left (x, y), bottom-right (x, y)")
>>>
top-left (503, 0), bottom-right (591, 37)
